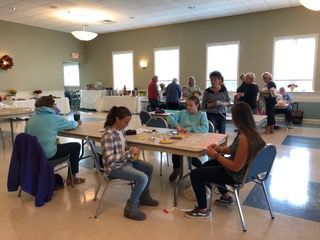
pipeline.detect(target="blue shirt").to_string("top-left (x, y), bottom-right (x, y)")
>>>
top-left (25, 107), bottom-right (78, 158)
top-left (167, 110), bottom-right (209, 133)
top-left (165, 82), bottom-right (181, 103)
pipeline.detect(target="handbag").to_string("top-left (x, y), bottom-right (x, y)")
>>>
top-left (291, 102), bottom-right (303, 124)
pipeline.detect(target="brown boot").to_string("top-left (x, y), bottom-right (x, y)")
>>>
top-left (169, 168), bottom-right (180, 182)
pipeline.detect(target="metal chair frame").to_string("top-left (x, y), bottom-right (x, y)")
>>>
top-left (209, 144), bottom-right (277, 232)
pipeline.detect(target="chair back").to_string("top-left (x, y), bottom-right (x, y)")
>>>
top-left (244, 144), bottom-right (277, 183)
top-left (86, 137), bottom-right (107, 181)
top-left (146, 117), bottom-right (168, 128)
top-left (140, 110), bottom-right (152, 126)
top-left (208, 120), bottom-right (215, 133)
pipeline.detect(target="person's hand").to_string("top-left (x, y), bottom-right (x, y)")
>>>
top-left (177, 125), bottom-right (187, 133)
top-left (208, 143), bottom-right (218, 149)
top-left (77, 120), bottom-right (82, 126)
top-left (207, 145), bottom-right (218, 158)
top-left (130, 147), bottom-right (140, 155)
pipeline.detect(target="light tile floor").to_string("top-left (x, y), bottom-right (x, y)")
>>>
top-left (1, 112), bottom-right (320, 240)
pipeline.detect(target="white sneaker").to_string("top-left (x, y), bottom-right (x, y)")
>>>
top-left (288, 122), bottom-right (294, 129)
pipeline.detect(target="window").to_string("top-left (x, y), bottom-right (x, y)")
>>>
top-left (154, 47), bottom-right (179, 86)
top-left (207, 42), bottom-right (239, 91)
top-left (273, 35), bottom-right (317, 92)
top-left (113, 51), bottom-right (134, 90)
top-left (63, 62), bottom-right (80, 87)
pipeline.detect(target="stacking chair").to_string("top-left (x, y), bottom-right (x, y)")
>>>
top-left (146, 117), bottom-right (169, 176)
top-left (209, 144), bottom-right (277, 231)
top-left (139, 110), bottom-right (152, 126)
top-left (86, 138), bottom-right (133, 218)
top-left (8, 133), bottom-right (73, 206)
top-left (0, 127), bottom-right (4, 148)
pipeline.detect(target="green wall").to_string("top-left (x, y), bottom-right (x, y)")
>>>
top-left (83, 6), bottom-right (320, 92)
top-left (0, 20), bottom-right (85, 92)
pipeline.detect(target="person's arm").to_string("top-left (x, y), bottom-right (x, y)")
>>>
top-left (192, 112), bottom-right (209, 133)
top-left (201, 90), bottom-right (209, 109)
top-left (177, 85), bottom-right (182, 99)
top-left (55, 115), bottom-right (78, 130)
top-left (207, 135), bottom-right (249, 172)
top-left (167, 111), bottom-right (182, 129)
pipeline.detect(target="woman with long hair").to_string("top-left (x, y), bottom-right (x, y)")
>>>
top-left (101, 106), bottom-right (158, 221)
top-left (184, 102), bottom-right (266, 218)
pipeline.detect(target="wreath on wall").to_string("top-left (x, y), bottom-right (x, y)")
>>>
top-left (0, 55), bottom-right (14, 70)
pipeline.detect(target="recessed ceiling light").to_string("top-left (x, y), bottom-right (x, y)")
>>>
top-left (188, 6), bottom-right (195, 9)
top-left (129, 16), bottom-right (135, 19)
top-left (8, 7), bottom-right (17, 10)
top-left (100, 19), bottom-right (114, 24)
top-left (49, 5), bottom-right (58, 9)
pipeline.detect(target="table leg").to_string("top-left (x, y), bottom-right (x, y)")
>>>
top-left (10, 119), bottom-right (14, 145)
top-left (79, 139), bottom-right (92, 160)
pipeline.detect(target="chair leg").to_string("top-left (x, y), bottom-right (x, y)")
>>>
top-left (67, 161), bottom-right (74, 188)
top-left (160, 152), bottom-right (163, 176)
top-left (0, 128), bottom-right (5, 149)
top-left (142, 150), bottom-right (145, 161)
top-left (17, 186), bottom-right (22, 197)
top-left (94, 183), bottom-right (108, 218)
top-left (94, 182), bottom-right (101, 201)
top-left (233, 188), bottom-right (247, 232)
top-left (261, 181), bottom-right (275, 219)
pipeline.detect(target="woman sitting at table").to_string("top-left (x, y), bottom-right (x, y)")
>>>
top-left (167, 96), bottom-right (209, 182)
top-left (101, 106), bottom-right (158, 221)
top-left (184, 102), bottom-right (266, 218)
top-left (25, 95), bottom-right (85, 185)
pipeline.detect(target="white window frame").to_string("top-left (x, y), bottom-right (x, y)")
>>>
top-left (206, 41), bottom-right (240, 91)
top-left (112, 50), bottom-right (134, 90)
top-left (272, 34), bottom-right (318, 92)
top-left (154, 46), bottom-right (180, 86)
top-left (63, 62), bottom-right (80, 87)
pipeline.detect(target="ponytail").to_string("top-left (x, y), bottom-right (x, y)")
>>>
top-left (104, 106), bottom-right (132, 128)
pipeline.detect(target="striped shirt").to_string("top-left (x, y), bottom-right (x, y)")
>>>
top-left (101, 127), bottom-right (132, 172)
top-left (201, 85), bottom-right (230, 114)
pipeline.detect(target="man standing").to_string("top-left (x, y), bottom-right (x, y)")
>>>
top-left (165, 78), bottom-right (181, 110)
top-left (148, 76), bottom-right (160, 111)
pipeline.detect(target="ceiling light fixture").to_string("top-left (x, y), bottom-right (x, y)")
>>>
top-left (71, 25), bottom-right (97, 41)
top-left (300, 0), bottom-right (320, 11)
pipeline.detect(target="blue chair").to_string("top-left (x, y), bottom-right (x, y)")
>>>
top-left (208, 120), bottom-right (215, 133)
top-left (209, 144), bottom-right (277, 232)
top-left (146, 117), bottom-right (169, 176)
top-left (139, 110), bottom-right (152, 126)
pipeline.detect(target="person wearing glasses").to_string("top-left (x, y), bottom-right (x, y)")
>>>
top-left (202, 71), bottom-right (230, 134)
top-left (101, 106), bottom-right (158, 221)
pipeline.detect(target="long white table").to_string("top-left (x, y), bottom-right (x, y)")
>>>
top-left (4, 97), bottom-right (71, 114)
top-left (80, 90), bottom-right (107, 110)
top-left (96, 96), bottom-right (142, 113)
top-left (0, 107), bottom-right (34, 144)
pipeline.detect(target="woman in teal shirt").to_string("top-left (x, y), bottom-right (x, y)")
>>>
top-left (167, 96), bottom-right (209, 181)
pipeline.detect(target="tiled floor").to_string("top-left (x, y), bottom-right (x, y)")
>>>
top-left (1, 112), bottom-right (320, 240)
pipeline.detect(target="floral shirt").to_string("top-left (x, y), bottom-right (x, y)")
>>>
top-left (101, 127), bottom-right (133, 172)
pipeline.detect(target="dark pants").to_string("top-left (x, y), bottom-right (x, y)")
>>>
top-left (275, 108), bottom-right (292, 123)
top-left (206, 112), bottom-right (226, 134)
top-left (149, 98), bottom-right (160, 111)
top-left (166, 102), bottom-right (179, 110)
top-left (190, 159), bottom-right (235, 209)
top-left (48, 142), bottom-right (81, 175)
top-left (172, 154), bottom-right (202, 169)
top-left (265, 99), bottom-right (276, 126)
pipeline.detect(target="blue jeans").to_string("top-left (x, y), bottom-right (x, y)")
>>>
top-left (206, 112), bottom-right (226, 134)
top-left (108, 160), bottom-right (153, 204)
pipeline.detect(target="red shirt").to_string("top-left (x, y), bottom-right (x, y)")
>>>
top-left (148, 81), bottom-right (159, 99)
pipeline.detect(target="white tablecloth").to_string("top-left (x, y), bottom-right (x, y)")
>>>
top-left (9, 97), bottom-right (70, 114)
top-left (80, 90), bottom-right (107, 110)
top-left (96, 96), bottom-right (142, 113)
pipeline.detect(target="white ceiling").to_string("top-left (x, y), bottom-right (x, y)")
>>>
top-left (0, 0), bottom-right (301, 34)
